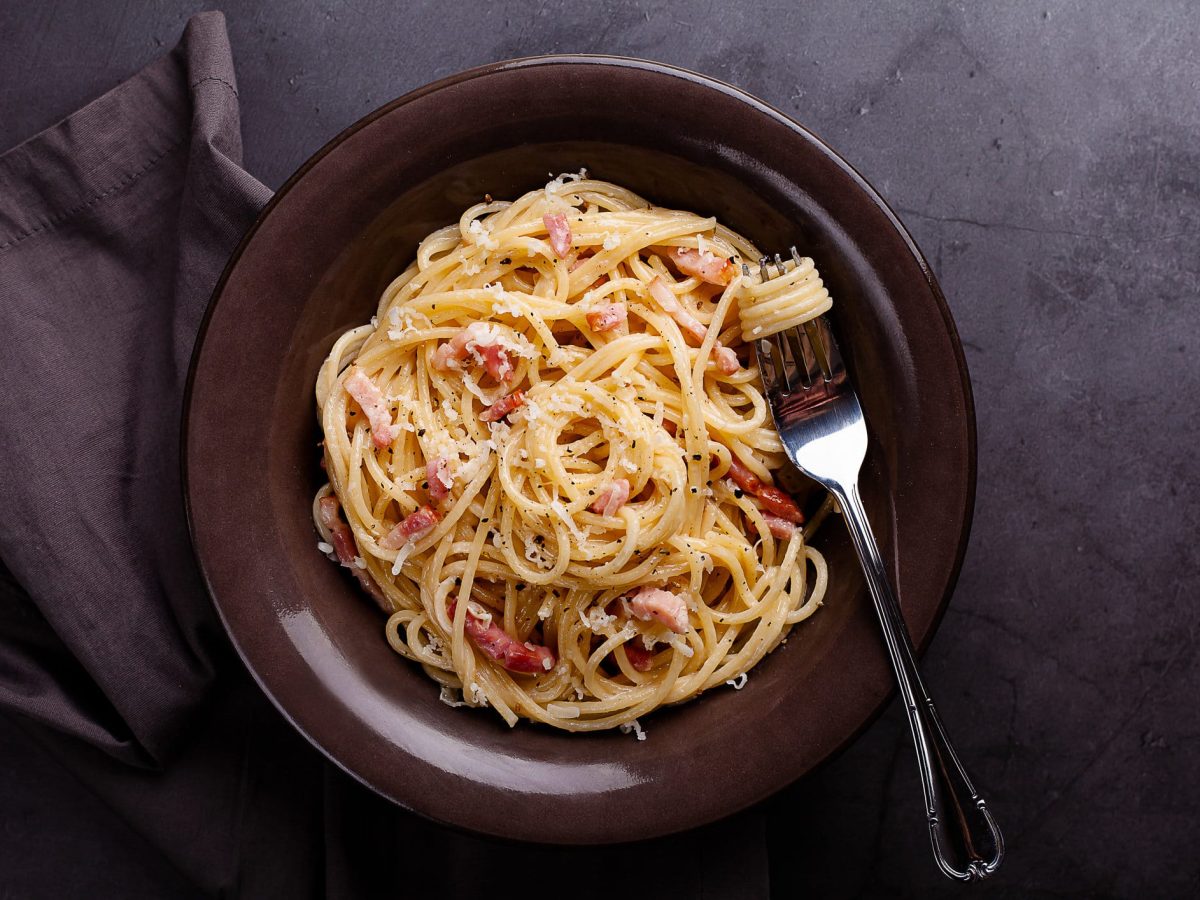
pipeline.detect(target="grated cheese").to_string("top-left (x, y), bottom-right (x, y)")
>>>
top-left (391, 541), bottom-right (415, 575)
top-left (619, 719), bottom-right (647, 741)
top-left (467, 681), bottom-right (489, 706)
top-left (467, 219), bottom-right (498, 250)
top-left (581, 606), bottom-right (616, 633)
top-left (547, 702), bottom-right (581, 718)
top-left (668, 634), bottom-right (695, 658)
top-left (317, 541), bottom-right (334, 554)
top-left (550, 499), bottom-right (587, 543)
top-left (439, 686), bottom-right (469, 708)
top-left (726, 673), bottom-right (749, 691)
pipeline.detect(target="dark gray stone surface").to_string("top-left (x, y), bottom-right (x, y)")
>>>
top-left (2, 1), bottom-right (1197, 896)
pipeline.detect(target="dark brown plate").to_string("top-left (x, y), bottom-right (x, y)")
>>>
top-left (184, 56), bottom-right (975, 844)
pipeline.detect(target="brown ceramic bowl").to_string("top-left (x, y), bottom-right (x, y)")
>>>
top-left (184, 56), bottom-right (975, 844)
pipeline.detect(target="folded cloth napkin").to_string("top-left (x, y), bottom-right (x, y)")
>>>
top-left (0, 12), bottom-right (770, 898)
top-left (0, 10), bottom-right (270, 765)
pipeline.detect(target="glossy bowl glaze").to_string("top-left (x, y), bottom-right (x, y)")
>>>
top-left (184, 56), bottom-right (975, 844)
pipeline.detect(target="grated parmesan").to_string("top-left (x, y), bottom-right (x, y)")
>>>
top-left (588, 606), bottom-right (617, 631)
top-left (668, 634), bottom-right (695, 658)
top-left (439, 686), bottom-right (468, 708)
top-left (467, 681), bottom-right (489, 706)
top-left (391, 541), bottom-right (415, 575)
top-left (550, 499), bottom-right (587, 543)
top-left (726, 673), bottom-right (749, 691)
top-left (620, 719), bottom-right (647, 741)
top-left (467, 219), bottom-right (498, 250)
top-left (317, 541), bottom-right (334, 554)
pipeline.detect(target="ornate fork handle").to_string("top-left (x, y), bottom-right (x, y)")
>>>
top-left (832, 481), bottom-right (1004, 881)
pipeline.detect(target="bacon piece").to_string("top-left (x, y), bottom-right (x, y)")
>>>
top-left (648, 277), bottom-right (708, 342)
top-left (601, 600), bottom-right (658, 672)
top-left (590, 478), bottom-right (631, 517)
top-left (344, 367), bottom-right (402, 449)
top-left (480, 389), bottom-right (525, 422)
top-left (663, 246), bottom-right (736, 286)
top-left (754, 485), bottom-right (805, 523)
top-left (585, 302), bottom-right (627, 333)
top-left (431, 340), bottom-right (466, 373)
top-left (569, 248), bottom-right (594, 272)
top-left (627, 586), bottom-right (689, 634)
top-left (431, 323), bottom-right (515, 382)
top-left (478, 342), bottom-right (514, 382)
top-left (763, 513), bottom-right (797, 540)
top-left (727, 457), bottom-right (805, 524)
top-left (727, 457), bottom-right (764, 494)
top-left (714, 344), bottom-right (741, 375)
top-left (426, 457), bottom-right (453, 502)
top-left (379, 504), bottom-right (441, 550)
top-left (317, 495), bottom-right (388, 610)
top-left (622, 639), bottom-right (655, 672)
top-left (451, 600), bottom-right (557, 674)
top-left (543, 213), bottom-right (573, 258)
top-left (648, 277), bottom-right (740, 371)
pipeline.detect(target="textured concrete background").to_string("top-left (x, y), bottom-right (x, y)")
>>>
top-left (2, 1), bottom-right (1198, 896)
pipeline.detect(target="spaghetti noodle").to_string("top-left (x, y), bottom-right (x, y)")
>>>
top-left (314, 174), bottom-right (834, 732)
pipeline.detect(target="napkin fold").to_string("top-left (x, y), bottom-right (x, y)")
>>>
top-left (0, 11), bottom-right (270, 765)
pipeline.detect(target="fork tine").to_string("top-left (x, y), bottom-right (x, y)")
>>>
top-left (773, 253), bottom-right (785, 278)
top-left (790, 246), bottom-right (803, 268)
top-left (797, 326), bottom-right (826, 387)
top-left (770, 333), bottom-right (792, 392)
top-left (758, 256), bottom-right (769, 281)
top-left (804, 317), bottom-right (845, 382)
top-left (755, 337), bottom-right (776, 386)
top-left (785, 328), bottom-right (812, 388)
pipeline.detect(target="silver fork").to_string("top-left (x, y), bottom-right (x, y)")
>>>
top-left (751, 249), bottom-right (1003, 882)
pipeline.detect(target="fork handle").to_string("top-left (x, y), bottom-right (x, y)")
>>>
top-left (831, 482), bottom-right (1004, 881)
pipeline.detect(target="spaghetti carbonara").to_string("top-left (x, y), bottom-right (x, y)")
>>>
top-left (314, 173), bottom-right (834, 733)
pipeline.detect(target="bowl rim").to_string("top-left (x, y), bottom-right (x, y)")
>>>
top-left (182, 53), bottom-right (976, 842)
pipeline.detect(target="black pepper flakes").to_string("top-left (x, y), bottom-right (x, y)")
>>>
top-left (734, 488), bottom-right (744, 499)
top-left (690, 487), bottom-right (698, 494)
top-left (417, 428), bottom-right (426, 436)
top-left (421, 481), bottom-right (429, 489)
top-left (692, 453), bottom-right (701, 461)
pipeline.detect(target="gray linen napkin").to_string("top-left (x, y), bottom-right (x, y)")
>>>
top-left (0, 11), bottom-right (270, 764)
